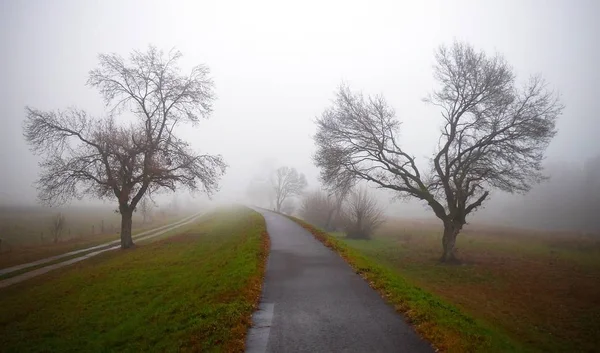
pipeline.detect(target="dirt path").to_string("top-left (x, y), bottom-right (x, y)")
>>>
top-left (0, 213), bottom-right (200, 276)
top-left (0, 212), bottom-right (203, 289)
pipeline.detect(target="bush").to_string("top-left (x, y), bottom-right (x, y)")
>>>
top-left (299, 190), bottom-right (337, 229)
top-left (341, 188), bottom-right (384, 239)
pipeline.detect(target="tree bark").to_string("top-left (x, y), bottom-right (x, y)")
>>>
top-left (120, 209), bottom-right (134, 249)
top-left (275, 197), bottom-right (281, 212)
top-left (440, 221), bottom-right (461, 263)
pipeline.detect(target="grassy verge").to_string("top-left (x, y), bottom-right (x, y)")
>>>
top-left (0, 206), bottom-right (269, 352)
top-left (350, 219), bottom-right (600, 353)
top-left (0, 214), bottom-right (191, 270)
top-left (287, 216), bottom-right (526, 353)
top-left (0, 214), bottom-right (202, 281)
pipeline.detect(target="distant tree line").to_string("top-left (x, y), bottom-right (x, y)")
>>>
top-left (246, 165), bottom-right (384, 239)
top-left (299, 187), bottom-right (384, 239)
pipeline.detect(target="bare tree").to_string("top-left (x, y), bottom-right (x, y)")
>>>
top-left (139, 195), bottom-right (153, 224)
top-left (299, 186), bottom-right (351, 231)
top-left (341, 187), bottom-right (384, 239)
top-left (299, 190), bottom-right (336, 228)
top-left (314, 41), bottom-right (563, 262)
top-left (324, 181), bottom-right (352, 231)
top-left (50, 212), bottom-right (66, 244)
top-left (270, 166), bottom-right (308, 212)
top-left (23, 46), bottom-right (227, 249)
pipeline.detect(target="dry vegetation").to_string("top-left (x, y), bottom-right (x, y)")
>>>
top-left (0, 205), bottom-right (186, 269)
top-left (292, 214), bottom-right (600, 352)
top-left (351, 218), bottom-right (600, 352)
top-left (0, 206), bottom-right (268, 352)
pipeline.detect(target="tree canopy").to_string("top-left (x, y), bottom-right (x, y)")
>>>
top-left (24, 46), bottom-right (227, 248)
top-left (314, 41), bottom-right (563, 261)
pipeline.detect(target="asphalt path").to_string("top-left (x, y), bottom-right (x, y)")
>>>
top-left (246, 208), bottom-right (433, 353)
top-left (0, 212), bottom-right (203, 289)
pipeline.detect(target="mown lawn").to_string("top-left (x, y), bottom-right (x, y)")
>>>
top-left (289, 216), bottom-right (600, 353)
top-left (0, 206), bottom-right (268, 353)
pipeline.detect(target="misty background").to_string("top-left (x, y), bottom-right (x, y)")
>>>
top-left (1, 0), bottom-right (598, 231)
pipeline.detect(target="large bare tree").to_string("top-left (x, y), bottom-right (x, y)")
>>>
top-left (23, 46), bottom-right (227, 249)
top-left (314, 41), bottom-right (563, 262)
top-left (270, 166), bottom-right (307, 212)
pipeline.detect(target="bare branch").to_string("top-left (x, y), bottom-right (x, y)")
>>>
top-left (270, 166), bottom-right (308, 212)
top-left (23, 46), bottom-right (226, 249)
top-left (313, 41), bottom-right (563, 260)
top-left (340, 187), bottom-right (385, 239)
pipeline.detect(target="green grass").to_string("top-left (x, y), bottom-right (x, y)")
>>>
top-left (0, 211), bottom-right (190, 270)
top-left (289, 216), bottom-right (600, 353)
top-left (288, 216), bottom-right (525, 353)
top-left (369, 220), bottom-right (600, 353)
top-left (0, 215), bottom-right (202, 281)
top-left (0, 206), bottom-right (269, 353)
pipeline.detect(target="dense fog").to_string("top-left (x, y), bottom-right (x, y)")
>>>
top-left (1, 0), bottom-right (598, 232)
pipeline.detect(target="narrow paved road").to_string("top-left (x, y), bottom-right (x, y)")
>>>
top-left (246, 209), bottom-right (433, 353)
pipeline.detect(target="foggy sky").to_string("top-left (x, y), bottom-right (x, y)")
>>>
top-left (1, 0), bottom-right (598, 215)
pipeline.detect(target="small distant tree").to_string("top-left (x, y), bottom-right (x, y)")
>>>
top-left (314, 41), bottom-right (563, 261)
top-left (50, 212), bottom-right (66, 243)
top-left (324, 180), bottom-right (352, 231)
top-left (23, 46), bottom-right (227, 249)
top-left (340, 188), bottom-right (384, 239)
top-left (270, 166), bottom-right (308, 212)
top-left (299, 190), bottom-right (335, 228)
top-left (139, 196), bottom-right (153, 224)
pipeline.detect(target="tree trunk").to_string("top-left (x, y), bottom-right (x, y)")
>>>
top-left (120, 210), bottom-right (135, 249)
top-left (440, 222), bottom-right (460, 263)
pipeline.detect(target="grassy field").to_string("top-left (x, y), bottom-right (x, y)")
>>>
top-left (0, 206), bottom-right (190, 269)
top-left (0, 206), bottom-right (269, 352)
top-left (291, 216), bottom-right (600, 353)
top-left (0, 205), bottom-right (184, 247)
